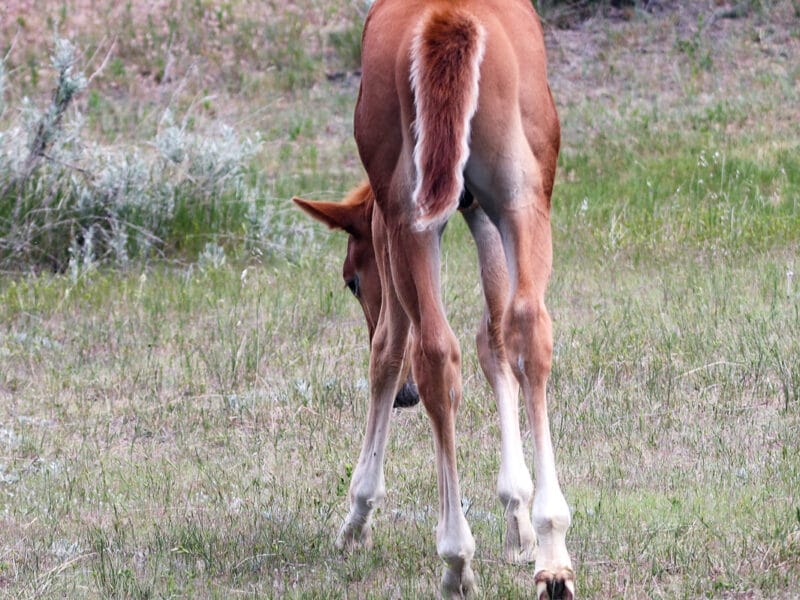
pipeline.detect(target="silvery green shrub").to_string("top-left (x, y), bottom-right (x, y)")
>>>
top-left (0, 39), bottom-right (310, 272)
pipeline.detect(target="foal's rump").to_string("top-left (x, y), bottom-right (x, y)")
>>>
top-left (356, 0), bottom-right (559, 227)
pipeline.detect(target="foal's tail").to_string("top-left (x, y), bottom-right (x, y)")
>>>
top-left (409, 9), bottom-right (486, 230)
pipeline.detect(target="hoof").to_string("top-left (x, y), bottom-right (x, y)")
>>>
top-left (535, 568), bottom-right (575, 600)
top-left (335, 520), bottom-right (372, 552)
top-left (441, 563), bottom-right (477, 599)
top-left (503, 511), bottom-right (537, 564)
top-left (505, 540), bottom-right (537, 564)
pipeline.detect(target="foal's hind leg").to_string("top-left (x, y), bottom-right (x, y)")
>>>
top-left (389, 224), bottom-right (476, 598)
top-left (462, 205), bottom-right (536, 564)
top-left (497, 197), bottom-right (574, 598)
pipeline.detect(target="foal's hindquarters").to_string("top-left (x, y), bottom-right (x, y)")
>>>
top-left (337, 0), bottom-right (574, 597)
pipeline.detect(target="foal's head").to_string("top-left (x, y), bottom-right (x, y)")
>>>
top-left (294, 182), bottom-right (381, 338)
top-left (293, 182), bottom-right (419, 408)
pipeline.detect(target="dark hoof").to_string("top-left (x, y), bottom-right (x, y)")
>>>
top-left (535, 569), bottom-right (575, 600)
top-left (393, 379), bottom-right (419, 408)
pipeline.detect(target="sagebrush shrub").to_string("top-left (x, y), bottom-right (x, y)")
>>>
top-left (0, 40), bottom-right (311, 272)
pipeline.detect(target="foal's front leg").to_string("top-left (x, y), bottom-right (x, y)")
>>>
top-left (337, 284), bottom-right (410, 550)
top-left (463, 206), bottom-right (537, 563)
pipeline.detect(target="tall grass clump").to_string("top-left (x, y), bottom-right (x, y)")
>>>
top-left (0, 40), bottom-right (309, 272)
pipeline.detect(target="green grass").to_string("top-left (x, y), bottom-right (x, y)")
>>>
top-left (1, 233), bottom-right (798, 598)
top-left (1, 1), bottom-right (799, 598)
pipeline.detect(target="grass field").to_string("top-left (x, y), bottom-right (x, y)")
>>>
top-left (1, 1), bottom-right (799, 598)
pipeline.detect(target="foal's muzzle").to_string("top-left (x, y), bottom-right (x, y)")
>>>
top-left (394, 378), bottom-right (420, 408)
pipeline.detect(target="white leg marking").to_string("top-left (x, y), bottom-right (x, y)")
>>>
top-left (336, 385), bottom-right (395, 550)
top-left (529, 402), bottom-right (573, 576)
top-left (492, 365), bottom-right (537, 563)
top-left (434, 436), bottom-right (477, 598)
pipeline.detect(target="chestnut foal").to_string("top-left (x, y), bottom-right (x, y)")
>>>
top-left (294, 0), bottom-right (573, 597)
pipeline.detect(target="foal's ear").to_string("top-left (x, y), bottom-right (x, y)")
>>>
top-left (293, 181), bottom-right (373, 237)
top-left (292, 197), bottom-right (359, 234)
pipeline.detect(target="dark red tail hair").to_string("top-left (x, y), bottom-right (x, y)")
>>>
top-left (409, 9), bottom-right (486, 230)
